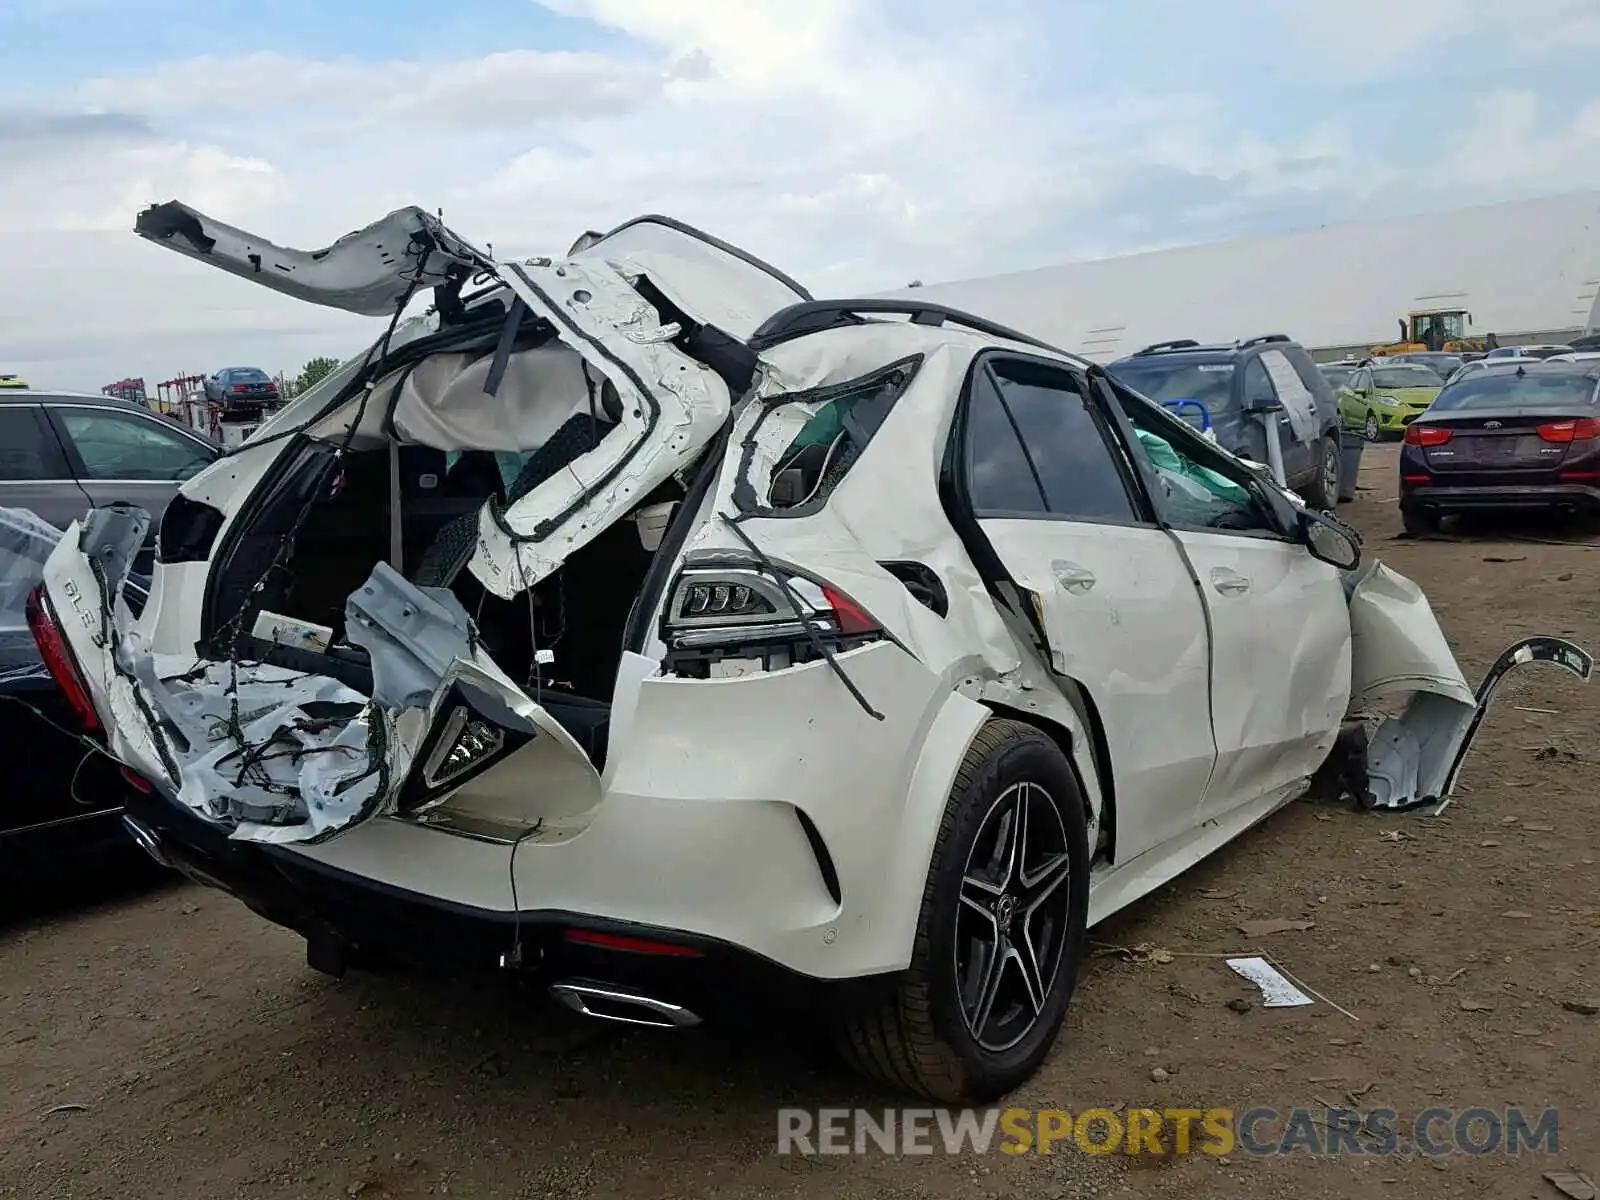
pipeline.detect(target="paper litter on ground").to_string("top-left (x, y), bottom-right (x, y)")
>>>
top-left (1226, 956), bottom-right (1315, 1008)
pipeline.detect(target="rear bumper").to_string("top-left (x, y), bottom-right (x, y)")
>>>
top-left (118, 784), bottom-right (857, 1019)
top-left (1400, 483), bottom-right (1600, 513)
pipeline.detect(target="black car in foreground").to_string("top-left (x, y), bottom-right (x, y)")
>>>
top-left (1, 508), bottom-right (151, 872)
top-left (1399, 360), bottom-right (1600, 534)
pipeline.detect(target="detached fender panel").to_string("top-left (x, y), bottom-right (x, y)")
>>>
top-left (1346, 560), bottom-right (1592, 810)
top-left (1366, 635), bottom-right (1592, 812)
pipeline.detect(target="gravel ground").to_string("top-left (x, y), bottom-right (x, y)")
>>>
top-left (2, 443), bottom-right (1597, 1199)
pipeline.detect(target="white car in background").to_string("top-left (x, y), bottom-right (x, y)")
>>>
top-left (29, 202), bottom-right (1593, 1103)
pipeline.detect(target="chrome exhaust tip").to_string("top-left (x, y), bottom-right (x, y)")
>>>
top-left (121, 814), bottom-right (173, 869)
top-left (548, 980), bottom-right (702, 1029)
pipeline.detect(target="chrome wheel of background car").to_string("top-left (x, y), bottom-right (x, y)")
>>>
top-left (1365, 412), bottom-right (1380, 442)
top-left (955, 781), bottom-right (1074, 1053)
top-left (1320, 441), bottom-right (1340, 505)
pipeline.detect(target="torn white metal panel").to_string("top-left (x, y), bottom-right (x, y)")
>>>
top-left (1364, 635), bottom-right (1593, 812)
top-left (692, 328), bottom-right (1028, 680)
top-left (133, 201), bottom-right (489, 317)
top-left (1347, 562), bottom-right (1477, 710)
top-left (1345, 561), bottom-right (1593, 809)
top-left (570, 215), bottom-right (811, 342)
top-left (130, 658), bottom-right (384, 843)
top-left (471, 258), bottom-right (734, 598)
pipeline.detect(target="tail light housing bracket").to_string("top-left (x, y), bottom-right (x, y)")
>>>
top-left (659, 557), bottom-right (886, 679)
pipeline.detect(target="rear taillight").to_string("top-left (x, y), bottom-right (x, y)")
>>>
top-left (1537, 418), bottom-right (1600, 443)
top-left (661, 561), bottom-right (884, 677)
top-left (230, 384), bottom-right (248, 393)
top-left (24, 585), bottom-right (101, 734)
top-left (1403, 425), bottom-right (1452, 446)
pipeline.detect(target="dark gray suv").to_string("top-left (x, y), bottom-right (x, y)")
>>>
top-left (0, 391), bottom-right (220, 571)
top-left (1106, 334), bottom-right (1342, 509)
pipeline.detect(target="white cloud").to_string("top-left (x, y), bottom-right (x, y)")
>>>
top-left (2, 0), bottom-right (1599, 392)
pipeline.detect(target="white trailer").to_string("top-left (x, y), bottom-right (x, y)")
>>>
top-left (876, 191), bottom-right (1600, 362)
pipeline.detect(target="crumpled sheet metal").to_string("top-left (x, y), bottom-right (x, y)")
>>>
top-left (0, 506), bottom-right (62, 686)
top-left (132, 656), bottom-right (385, 844)
top-left (692, 331), bottom-right (1027, 681)
top-left (1346, 561), bottom-right (1592, 810)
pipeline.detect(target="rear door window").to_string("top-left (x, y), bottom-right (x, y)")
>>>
top-left (1242, 357), bottom-right (1277, 409)
top-left (53, 408), bottom-right (216, 481)
top-left (0, 407), bottom-right (70, 480)
top-left (965, 359), bottom-right (1141, 523)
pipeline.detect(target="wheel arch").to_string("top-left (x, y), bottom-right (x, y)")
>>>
top-left (982, 679), bottom-right (1115, 864)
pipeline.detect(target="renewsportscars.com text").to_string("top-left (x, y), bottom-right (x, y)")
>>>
top-left (776, 1106), bottom-right (1559, 1158)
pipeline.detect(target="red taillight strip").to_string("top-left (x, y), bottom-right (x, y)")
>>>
top-left (1537, 417), bottom-right (1600, 443)
top-left (563, 928), bottom-right (705, 957)
top-left (24, 586), bottom-right (101, 734)
top-left (1403, 425), bottom-right (1452, 446)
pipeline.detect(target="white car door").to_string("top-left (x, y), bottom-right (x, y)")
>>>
top-left (961, 355), bottom-right (1217, 861)
top-left (1110, 390), bottom-right (1351, 822)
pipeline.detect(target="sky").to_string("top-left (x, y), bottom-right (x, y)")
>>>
top-left (3, 0), bottom-right (1599, 393)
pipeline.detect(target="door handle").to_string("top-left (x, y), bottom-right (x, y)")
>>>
top-left (1052, 561), bottom-right (1096, 594)
top-left (1209, 566), bottom-right (1251, 595)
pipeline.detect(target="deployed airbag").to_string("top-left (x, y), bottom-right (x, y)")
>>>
top-left (390, 344), bottom-right (596, 452)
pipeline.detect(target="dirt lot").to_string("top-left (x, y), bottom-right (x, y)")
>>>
top-left (3, 443), bottom-right (1597, 1200)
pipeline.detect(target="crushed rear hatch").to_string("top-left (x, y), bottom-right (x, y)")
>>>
top-left (42, 205), bottom-right (810, 845)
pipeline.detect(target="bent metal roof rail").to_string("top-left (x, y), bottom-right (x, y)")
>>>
top-left (748, 298), bottom-right (1084, 359)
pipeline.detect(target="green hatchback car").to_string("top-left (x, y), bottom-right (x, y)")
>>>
top-left (1338, 361), bottom-right (1443, 440)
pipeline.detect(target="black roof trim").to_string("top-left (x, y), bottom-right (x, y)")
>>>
top-left (748, 299), bottom-right (1074, 357)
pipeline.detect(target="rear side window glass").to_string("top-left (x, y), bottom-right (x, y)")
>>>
top-left (967, 361), bottom-right (1138, 522)
top-left (57, 409), bottom-right (215, 481)
top-left (0, 407), bottom-right (69, 480)
top-left (1242, 358), bottom-right (1277, 407)
top-left (965, 369), bottom-right (1047, 513)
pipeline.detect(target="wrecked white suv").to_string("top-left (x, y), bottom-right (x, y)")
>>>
top-left (32, 203), bottom-right (1592, 1103)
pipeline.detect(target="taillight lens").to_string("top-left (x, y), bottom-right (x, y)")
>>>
top-left (24, 585), bottom-right (101, 734)
top-left (230, 384), bottom-right (248, 393)
top-left (1403, 425), bottom-right (1452, 446)
top-left (661, 561), bottom-right (883, 677)
top-left (1536, 417), bottom-right (1600, 443)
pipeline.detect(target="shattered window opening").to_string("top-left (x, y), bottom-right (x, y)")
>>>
top-left (731, 355), bottom-right (923, 517)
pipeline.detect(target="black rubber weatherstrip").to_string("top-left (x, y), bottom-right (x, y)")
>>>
top-left (500, 262), bottom-right (662, 543)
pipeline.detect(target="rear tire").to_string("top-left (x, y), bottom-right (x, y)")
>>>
top-left (832, 719), bottom-right (1090, 1103)
top-left (1301, 435), bottom-right (1341, 510)
top-left (1402, 507), bottom-right (1440, 536)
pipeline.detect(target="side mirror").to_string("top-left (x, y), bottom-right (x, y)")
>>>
top-left (1299, 507), bottom-right (1361, 569)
